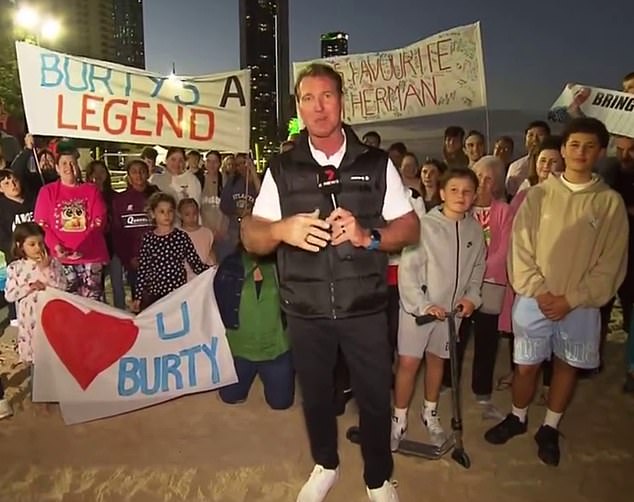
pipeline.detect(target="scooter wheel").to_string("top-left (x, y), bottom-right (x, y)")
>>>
top-left (346, 426), bottom-right (361, 445)
top-left (451, 448), bottom-right (471, 469)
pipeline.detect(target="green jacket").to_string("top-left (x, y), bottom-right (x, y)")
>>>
top-left (225, 253), bottom-right (289, 361)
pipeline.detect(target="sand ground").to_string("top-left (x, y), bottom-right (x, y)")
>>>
top-left (1, 313), bottom-right (633, 502)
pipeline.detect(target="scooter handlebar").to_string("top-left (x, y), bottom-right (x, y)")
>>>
top-left (414, 306), bottom-right (464, 326)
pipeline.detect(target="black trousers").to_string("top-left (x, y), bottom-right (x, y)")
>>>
top-left (442, 311), bottom-right (500, 398)
top-left (288, 312), bottom-right (393, 489)
top-left (386, 285), bottom-right (400, 358)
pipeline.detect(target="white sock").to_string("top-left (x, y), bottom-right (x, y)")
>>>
top-left (543, 409), bottom-right (563, 429)
top-left (422, 400), bottom-right (437, 418)
top-left (393, 407), bottom-right (408, 423)
top-left (511, 405), bottom-right (528, 423)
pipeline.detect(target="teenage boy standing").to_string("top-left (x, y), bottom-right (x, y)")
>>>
top-left (485, 118), bottom-right (628, 466)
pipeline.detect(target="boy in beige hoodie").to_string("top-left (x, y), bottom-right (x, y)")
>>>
top-left (484, 118), bottom-right (628, 466)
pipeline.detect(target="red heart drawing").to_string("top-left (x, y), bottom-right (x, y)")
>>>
top-left (41, 299), bottom-right (139, 390)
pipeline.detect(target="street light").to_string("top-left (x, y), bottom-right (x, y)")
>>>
top-left (14, 4), bottom-right (61, 45)
top-left (41, 18), bottom-right (61, 41)
top-left (15, 5), bottom-right (39, 30)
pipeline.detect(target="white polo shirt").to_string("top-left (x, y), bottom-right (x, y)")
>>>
top-left (252, 132), bottom-right (413, 222)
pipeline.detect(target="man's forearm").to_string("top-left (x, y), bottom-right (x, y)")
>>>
top-left (240, 215), bottom-right (282, 256)
top-left (363, 211), bottom-right (419, 253)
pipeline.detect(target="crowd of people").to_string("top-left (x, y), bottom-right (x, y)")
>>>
top-left (0, 66), bottom-right (632, 502)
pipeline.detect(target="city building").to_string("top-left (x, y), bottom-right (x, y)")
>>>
top-left (321, 31), bottom-right (348, 58)
top-left (239, 0), bottom-right (290, 164)
top-left (34, 0), bottom-right (144, 68)
top-left (113, 0), bottom-right (145, 69)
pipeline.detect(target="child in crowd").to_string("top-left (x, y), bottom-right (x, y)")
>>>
top-left (111, 159), bottom-right (158, 294)
top-left (34, 151), bottom-right (108, 300)
top-left (420, 159), bottom-right (446, 211)
top-left (178, 198), bottom-right (216, 281)
top-left (0, 169), bottom-right (36, 326)
top-left (392, 167), bottom-right (486, 449)
top-left (85, 160), bottom-right (125, 309)
top-left (485, 118), bottom-right (628, 466)
top-left (214, 248), bottom-right (294, 410)
top-left (131, 192), bottom-right (210, 312)
top-left (4, 223), bottom-right (65, 366)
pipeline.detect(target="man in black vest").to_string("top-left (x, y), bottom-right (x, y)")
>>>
top-left (241, 63), bottom-right (419, 502)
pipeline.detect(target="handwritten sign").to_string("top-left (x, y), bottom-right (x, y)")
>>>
top-left (15, 42), bottom-right (250, 152)
top-left (293, 23), bottom-right (486, 125)
top-left (32, 269), bottom-right (237, 424)
top-left (549, 84), bottom-right (634, 138)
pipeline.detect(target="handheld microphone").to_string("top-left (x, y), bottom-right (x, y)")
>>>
top-left (317, 166), bottom-right (353, 260)
top-left (317, 166), bottom-right (342, 210)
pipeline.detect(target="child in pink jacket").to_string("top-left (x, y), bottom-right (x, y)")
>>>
top-left (34, 151), bottom-right (108, 300)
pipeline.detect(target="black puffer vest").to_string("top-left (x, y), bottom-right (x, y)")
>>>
top-left (268, 125), bottom-right (388, 319)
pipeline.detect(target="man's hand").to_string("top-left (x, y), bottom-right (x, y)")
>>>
top-left (326, 207), bottom-right (369, 248)
top-left (424, 304), bottom-right (446, 320)
top-left (541, 295), bottom-right (571, 321)
top-left (455, 298), bottom-right (476, 317)
top-left (130, 257), bottom-right (139, 270)
top-left (276, 209), bottom-right (331, 252)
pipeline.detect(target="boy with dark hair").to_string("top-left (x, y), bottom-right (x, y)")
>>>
top-left (443, 126), bottom-right (468, 169)
top-left (362, 131), bottom-right (382, 149)
top-left (0, 169), bottom-right (36, 326)
top-left (392, 167), bottom-right (486, 449)
top-left (464, 130), bottom-right (486, 167)
top-left (505, 120), bottom-right (551, 196)
top-left (485, 117), bottom-right (627, 466)
top-left (387, 142), bottom-right (407, 170)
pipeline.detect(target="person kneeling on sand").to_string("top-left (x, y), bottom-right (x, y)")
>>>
top-left (214, 247), bottom-right (294, 410)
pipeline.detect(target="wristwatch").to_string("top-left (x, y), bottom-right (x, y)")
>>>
top-left (366, 229), bottom-right (381, 251)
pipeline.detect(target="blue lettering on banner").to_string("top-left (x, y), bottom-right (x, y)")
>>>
top-left (40, 54), bottom-right (63, 87)
top-left (116, 339), bottom-right (221, 397)
top-left (156, 301), bottom-right (190, 340)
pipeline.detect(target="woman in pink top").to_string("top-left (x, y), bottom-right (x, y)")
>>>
top-left (34, 151), bottom-right (108, 300)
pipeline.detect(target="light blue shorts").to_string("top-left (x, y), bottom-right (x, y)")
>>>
top-left (512, 296), bottom-right (600, 369)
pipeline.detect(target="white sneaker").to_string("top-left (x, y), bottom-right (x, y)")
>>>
top-left (390, 416), bottom-right (407, 452)
top-left (296, 464), bottom-right (339, 502)
top-left (9, 319), bottom-right (18, 328)
top-left (0, 399), bottom-right (13, 420)
top-left (367, 481), bottom-right (399, 502)
top-left (422, 409), bottom-right (447, 447)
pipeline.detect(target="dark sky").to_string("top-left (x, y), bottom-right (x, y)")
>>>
top-left (144, 0), bottom-right (632, 112)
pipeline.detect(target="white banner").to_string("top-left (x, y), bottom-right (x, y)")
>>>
top-left (15, 42), bottom-right (250, 152)
top-left (293, 22), bottom-right (487, 125)
top-left (32, 269), bottom-right (237, 424)
top-left (549, 84), bottom-right (634, 137)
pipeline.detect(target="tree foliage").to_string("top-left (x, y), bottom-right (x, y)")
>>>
top-left (0, 39), bottom-right (23, 119)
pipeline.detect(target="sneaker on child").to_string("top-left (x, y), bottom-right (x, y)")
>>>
top-left (296, 464), bottom-right (339, 502)
top-left (484, 413), bottom-right (527, 444)
top-left (366, 480), bottom-right (399, 502)
top-left (534, 425), bottom-right (561, 466)
top-left (390, 415), bottom-right (406, 452)
top-left (0, 399), bottom-right (13, 420)
top-left (422, 409), bottom-right (447, 447)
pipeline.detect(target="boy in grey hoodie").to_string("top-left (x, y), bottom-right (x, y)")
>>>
top-left (392, 167), bottom-right (486, 450)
